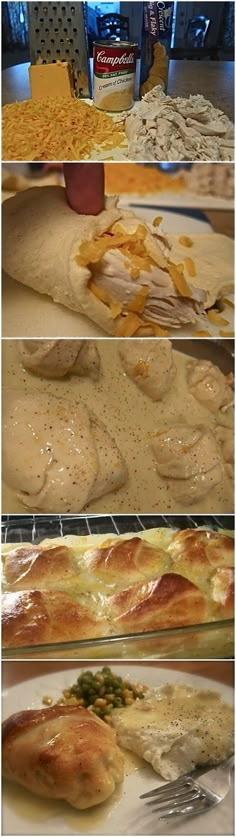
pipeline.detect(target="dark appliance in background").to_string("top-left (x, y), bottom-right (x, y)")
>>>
top-left (173, 1), bottom-right (234, 59)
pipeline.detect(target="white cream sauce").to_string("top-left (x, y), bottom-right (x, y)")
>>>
top-left (2, 340), bottom-right (233, 513)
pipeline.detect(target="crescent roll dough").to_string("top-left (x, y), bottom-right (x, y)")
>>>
top-left (18, 339), bottom-right (101, 380)
top-left (119, 339), bottom-right (176, 400)
top-left (150, 423), bottom-right (223, 503)
top-left (2, 706), bottom-right (124, 808)
top-left (3, 185), bottom-right (233, 335)
top-left (3, 390), bottom-right (127, 513)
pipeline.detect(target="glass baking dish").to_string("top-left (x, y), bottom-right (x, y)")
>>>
top-left (2, 513), bottom-right (234, 660)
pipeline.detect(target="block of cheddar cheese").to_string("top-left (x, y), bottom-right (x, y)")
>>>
top-left (29, 61), bottom-right (75, 100)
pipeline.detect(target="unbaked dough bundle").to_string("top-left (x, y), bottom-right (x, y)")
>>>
top-left (3, 390), bottom-right (128, 513)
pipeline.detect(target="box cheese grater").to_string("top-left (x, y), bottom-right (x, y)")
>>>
top-left (28, 1), bottom-right (91, 96)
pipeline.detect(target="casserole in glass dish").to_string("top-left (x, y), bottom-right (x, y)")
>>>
top-left (2, 513), bottom-right (234, 660)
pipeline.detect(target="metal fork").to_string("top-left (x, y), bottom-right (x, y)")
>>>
top-left (140, 755), bottom-right (234, 821)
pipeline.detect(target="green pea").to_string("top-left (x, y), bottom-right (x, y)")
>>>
top-left (88, 691), bottom-right (97, 701)
top-left (99, 685), bottom-right (106, 696)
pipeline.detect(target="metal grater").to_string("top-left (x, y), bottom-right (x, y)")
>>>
top-left (1, 514), bottom-right (233, 544)
top-left (28, 1), bottom-right (91, 96)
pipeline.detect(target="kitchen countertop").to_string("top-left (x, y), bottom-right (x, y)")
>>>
top-left (2, 60), bottom-right (234, 122)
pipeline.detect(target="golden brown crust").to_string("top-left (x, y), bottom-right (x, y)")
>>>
top-left (2, 590), bottom-right (107, 648)
top-left (110, 572), bottom-right (208, 633)
top-left (1, 529), bottom-right (234, 647)
top-left (170, 529), bottom-right (233, 574)
top-left (2, 705), bottom-right (104, 744)
top-left (2, 706), bottom-right (124, 809)
top-left (84, 536), bottom-right (170, 583)
top-left (2, 544), bottom-right (79, 590)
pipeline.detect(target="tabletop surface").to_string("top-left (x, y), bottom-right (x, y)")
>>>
top-left (2, 59), bottom-right (234, 121)
top-left (3, 661), bottom-right (234, 689)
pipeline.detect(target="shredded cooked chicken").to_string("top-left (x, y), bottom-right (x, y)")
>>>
top-left (125, 87), bottom-right (234, 162)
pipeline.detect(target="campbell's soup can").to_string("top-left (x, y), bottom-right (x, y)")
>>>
top-left (93, 40), bottom-right (137, 112)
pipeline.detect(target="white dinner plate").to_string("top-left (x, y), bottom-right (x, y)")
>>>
top-left (2, 207), bottom-right (233, 338)
top-left (2, 665), bottom-right (233, 836)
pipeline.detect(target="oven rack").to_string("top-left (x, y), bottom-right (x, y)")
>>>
top-left (1, 514), bottom-right (233, 544)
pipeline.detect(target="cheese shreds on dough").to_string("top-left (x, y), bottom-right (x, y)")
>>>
top-left (2, 97), bottom-right (126, 161)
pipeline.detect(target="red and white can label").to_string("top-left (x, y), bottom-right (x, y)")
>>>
top-left (93, 42), bottom-right (137, 112)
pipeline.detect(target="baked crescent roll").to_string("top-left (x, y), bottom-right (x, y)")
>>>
top-left (2, 705), bottom-right (124, 809)
top-left (2, 544), bottom-right (80, 592)
top-left (169, 530), bottom-right (234, 615)
top-left (119, 339), bottom-right (176, 400)
top-left (84, 536), bottom-right (171, 585)
top-left (110, 573), bottom-right (208, 633)
top-left (18, 339), bottom-right (101, 380)
top-left (170, 529), bottom-right (234, 574)
top-left (3, 390), bottom-right (127, 513)
top-left (2, 589), bottom-right (107, 648)
top-left (3, 186), bottom-right (212, 336)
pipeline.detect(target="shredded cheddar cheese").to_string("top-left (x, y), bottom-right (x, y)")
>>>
top-left (207, 310), bottom-right (229, 325)
top-left (178, 236), bottom-right (193, 248)
top-left (219, 330), bottom-right (234, 337)
top-left (184, 257), bottom-right (196, 277)
top-left (222, 297), bottom-right (234, 309)
top-left (89, 280), bottom-right (122, 318)
top-left (2, 97), bottom-right (126, 161)
top-left (127, 286), bottom-right (150, 313)
top-left (153, 216), bottom-right (163, 227)
top-left (138, 322), bottom-right (169, 337)
top-left (105, 163), bottom-right (184, 195)
top-left (168, 262), bottom-right (192, 297)
top-left (133, 360), bottom-right (150, 377)
top-left (115, 313), bottom-right (144, 336)
top-left (194, 330), bottom-right (210, 337)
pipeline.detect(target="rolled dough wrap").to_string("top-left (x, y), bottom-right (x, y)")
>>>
top-left (2, 186), bottom-right (233, 335)
top-left (3, 186), bottom-right (122, 335)
top-left (169, 235), bottom-right (234, 308)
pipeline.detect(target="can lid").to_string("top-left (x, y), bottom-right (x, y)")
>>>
top-left (93, 40), bottom-right (138, 48)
